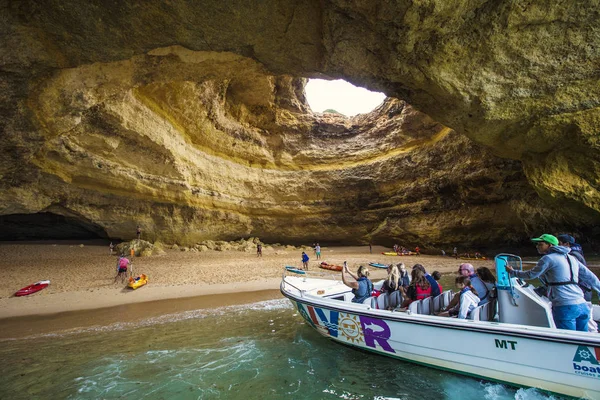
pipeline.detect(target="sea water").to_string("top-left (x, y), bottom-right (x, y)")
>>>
top-left (0, 298), bottom-right (565, 400)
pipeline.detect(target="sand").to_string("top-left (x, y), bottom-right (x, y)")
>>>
top-left (0, 240), bottom-right (495, 319)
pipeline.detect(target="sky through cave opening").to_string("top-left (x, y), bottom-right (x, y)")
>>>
top-left (305, 79), bottom-right (386, 117)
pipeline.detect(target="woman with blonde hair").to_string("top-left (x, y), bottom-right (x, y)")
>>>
top-left (342, 262), bottom-right (373, 303)
top-left (383, 264), bottom-right (404, 310)
top-left (398, 263), bottom-right (411, 288)
top-left (382, 264), bottom-right (401, 293)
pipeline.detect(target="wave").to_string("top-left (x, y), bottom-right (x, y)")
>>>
top-left (1, 298), bottom-right (294, 341)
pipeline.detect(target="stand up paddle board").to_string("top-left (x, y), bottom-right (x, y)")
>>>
top-left (368, 262), bottom-right (388, 269)
top-left (15, 280), bottom-right (50, 297)
top-left (285, 266), bottom-right (306, 274)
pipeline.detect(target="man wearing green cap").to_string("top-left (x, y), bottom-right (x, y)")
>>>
top-left (506, 234), bottom-right (600, 331)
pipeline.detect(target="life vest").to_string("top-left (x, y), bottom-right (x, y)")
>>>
top-left (119, 258), bottom-right (128, 269)
top-left (415, 284), bottom-right (432, 300)
top-left (352, 277), bottom-right (373, 303)
top-left (546, 255), bottom-right (578, 287)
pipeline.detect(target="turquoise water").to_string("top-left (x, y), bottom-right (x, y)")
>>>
top-left (0, 299), bottom-right (564, 400)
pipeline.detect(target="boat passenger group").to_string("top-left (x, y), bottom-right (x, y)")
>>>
top-left (341, 233), bottom-right (599, 333)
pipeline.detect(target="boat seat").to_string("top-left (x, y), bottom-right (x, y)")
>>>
top-left (408, 300), bottom-right (420, 314)
top-left (443, 290), bottom-right (454, 308)
top-left (469, 299), bottom-right (498, 321)
top-left (431, 293), bottom-right (445, 313)
top-left (420, 297), bottom-right (433, 315)
top-left (375, 294), bottom-right (388, 310)
top-left (387, 291), bottom-right (403, 310)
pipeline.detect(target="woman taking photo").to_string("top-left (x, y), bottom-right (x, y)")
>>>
top-left (342, 262), bottom-right (373, 303)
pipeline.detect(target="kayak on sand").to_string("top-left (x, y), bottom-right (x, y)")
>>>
top-left (15, 280), bottom-right (50, 297)
top-left (319, 262), bottom-right (343, 272)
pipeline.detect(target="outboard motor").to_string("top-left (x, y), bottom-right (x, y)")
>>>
top-left (495, 254), bottom-right (556, 328)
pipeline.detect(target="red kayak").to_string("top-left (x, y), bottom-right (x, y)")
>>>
top-left (15, 280), bottom-right (50, 297)
top-left (319, 262), bottom-right (343, 272)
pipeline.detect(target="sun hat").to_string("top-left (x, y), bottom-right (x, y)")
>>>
top-left (556, 234), bottom-right (575, 245)
top-left (531, 234), bottom-right (559, 246)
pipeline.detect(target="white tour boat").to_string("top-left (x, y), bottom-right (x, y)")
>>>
top-left (280, 254), bottom-right (600, 399)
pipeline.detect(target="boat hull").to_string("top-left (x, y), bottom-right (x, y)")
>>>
top-left (281, 278), bottom-right (600, 399)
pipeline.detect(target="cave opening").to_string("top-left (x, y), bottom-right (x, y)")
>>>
top-left (0, 213), bottom-right (109, 241)
top-left (304, 79), bottom-right (386, 117)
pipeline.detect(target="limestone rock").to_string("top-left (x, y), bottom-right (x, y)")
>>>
top-left (1, 2), bottom-right (599, 249)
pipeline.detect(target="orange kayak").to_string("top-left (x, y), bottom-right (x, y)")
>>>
top-left (319, 262), bottom-right (343, 272)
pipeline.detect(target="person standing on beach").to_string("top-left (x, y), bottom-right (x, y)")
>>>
top-left (257, 242), bottom-right (262, 257)
top-left (301, 252), bottom-right (309, 270)
top-left (136, 225), bottom-right (142, 240)
top-left (315, 243), bottom-right (321, 260)
top-left (369, 243), bottom-right (372, 254)
top-left (109, 242), bottom-right (114, 255)
top-left (115, 255), bottom-right (130, 283)
top-left (415, 246), bottom-right (420, 256)
top-left (453, 247), bottom-right (458, 259)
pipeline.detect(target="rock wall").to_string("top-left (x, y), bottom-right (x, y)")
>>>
top-left (1, 1), bottom-right (598, 247)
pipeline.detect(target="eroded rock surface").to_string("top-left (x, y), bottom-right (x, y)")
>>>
top-left (1, 1), bottom-right (598, 248)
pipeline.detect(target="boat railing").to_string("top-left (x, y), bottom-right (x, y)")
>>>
top-left (281, 268), bottom-right (340, 297)
top-left (281, 269), bottom-right (305, 297)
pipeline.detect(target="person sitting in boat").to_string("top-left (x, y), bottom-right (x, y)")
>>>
top-left (505, 234), bottom-right (600, 331)
top-left (454, 276), bottom-right (480, 319)
top-left (441, 263), bottom-right (489, 313)
top-left (457, 263), bottom-right (490, 305)
top-left (432, 271), bottom-right (443, 292)
top-left (401, 267), bottom-right (432, 307)
top-left (412, 264), bottom-right (441, 297)
top-left (382, 264), bottom-right (403, 309)
top-left (114, 255), bottom-right (130, 284)
top-left (398, 263), bottom-right (411, 288)
top-left (342, 262), bottom-right (373, 303)
top-left (382, 264), bottom-right (400, 293)
top-left (476, 267), bottom-right (497, 300)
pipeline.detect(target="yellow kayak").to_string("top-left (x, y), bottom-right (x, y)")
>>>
top-left (382, 252), bottom-right (399, 256)
top-left (128, 274), bottom-right (148, 289)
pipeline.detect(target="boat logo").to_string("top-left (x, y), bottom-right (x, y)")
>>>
top-left (572, 345), bottom-right (600, 377)
top-left (339, 313), bottom-right (364, 344)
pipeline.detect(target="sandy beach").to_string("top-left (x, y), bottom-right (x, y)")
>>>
top-left (0, 240), bottom-right (496, 319)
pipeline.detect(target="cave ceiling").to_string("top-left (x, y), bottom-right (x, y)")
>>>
top-left (1, 0), bottom-right (599, 248)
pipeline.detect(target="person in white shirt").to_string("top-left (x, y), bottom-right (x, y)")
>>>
top-left (455, 276), bottom-right (481, 319)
